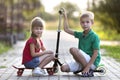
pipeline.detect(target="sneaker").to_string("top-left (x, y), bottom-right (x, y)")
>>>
top-left (40, 69), bottom-right (48, 75)
top-left (32, 67), bottom-right (45, 77)
top-left (81, 69), bottom-right (94, 77)
top-left (88, 69), bottom-right (94, 77)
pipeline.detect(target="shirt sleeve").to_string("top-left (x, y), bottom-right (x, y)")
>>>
top-left (74, 31), bottom-right (82, 38)
top-left (92, 35), bottom-right (100, 50)
top-left (27, 37), bottom-right (36, 44)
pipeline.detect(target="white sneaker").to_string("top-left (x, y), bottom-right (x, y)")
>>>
top-left (32, 67), bottom-right (45, 77)
top-left (40, 69), bottom-right (48, 75)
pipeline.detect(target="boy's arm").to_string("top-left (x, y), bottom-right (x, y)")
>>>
top-left (63, 11), bottom-right (74, 35)
top-left (82, 50), bottom-right (98, 73)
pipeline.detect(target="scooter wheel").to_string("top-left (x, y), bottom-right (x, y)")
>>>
top-left (47, 68), bottom-right (54, 75)
top-left (96, 66), bottom-right (106, 75)
top-left (17, 71), bottom-right (22, 76)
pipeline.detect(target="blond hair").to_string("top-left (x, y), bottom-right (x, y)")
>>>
top-left (80, 11), bottom-right (94, 21)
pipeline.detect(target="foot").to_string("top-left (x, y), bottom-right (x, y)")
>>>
top-left (32, 67), bottom-right (48, 76)
top-left (81, 69), bottom-right (94, 77)
top-left (40, 69), bottom-right (48, 75)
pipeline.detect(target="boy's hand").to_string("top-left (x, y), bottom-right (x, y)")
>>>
top-left (59, 8), bottom-right (64, 14)
top-left (59, 8), bottom-right (66, 17)
top-left (82, 67), bottom-right (90, 74)
top-left (61, 8), bottom-right (74, 35)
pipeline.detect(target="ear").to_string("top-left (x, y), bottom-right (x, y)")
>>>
top-left (92, 20), bottom-right (94, 24)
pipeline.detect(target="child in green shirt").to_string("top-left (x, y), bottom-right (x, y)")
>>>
top-left (60, 9), bottom-right (101, 77)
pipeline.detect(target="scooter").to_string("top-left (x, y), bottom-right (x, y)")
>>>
top-left (52, 8), bottom-right (64, 72)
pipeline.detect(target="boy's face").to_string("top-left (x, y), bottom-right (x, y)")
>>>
top-left (80, 17), bottom-right (93, 31)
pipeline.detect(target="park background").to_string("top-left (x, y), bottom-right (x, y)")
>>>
top-left (0, 0), bottom-right (120, 65)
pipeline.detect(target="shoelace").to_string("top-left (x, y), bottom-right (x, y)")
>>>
top-left (40, 69), bottom-right (46, 74)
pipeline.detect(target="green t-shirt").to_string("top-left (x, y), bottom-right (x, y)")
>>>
top-left (74, 30), bottom-right (101, 67)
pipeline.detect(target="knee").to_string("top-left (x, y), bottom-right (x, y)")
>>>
top-left (49, 50), bottom-right (54, 54)
top-left (61, 64), bottom-right (70, 72)
top-left (50, 53), bottom-right (55, 59)
top-left (69, 47), bottom-right (77, 54)
top-left (47, 50), bottom-right (54, 54)
top-left (46, 50), bottom-right (54, 58)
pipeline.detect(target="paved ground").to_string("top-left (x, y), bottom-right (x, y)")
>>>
top-left (0, 31), bottom-right (120, 80)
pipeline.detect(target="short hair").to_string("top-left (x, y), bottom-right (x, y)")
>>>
top-left (80, 11), bottom-right (94, 21)
top-left (31, 17), bottom-right (45, 29)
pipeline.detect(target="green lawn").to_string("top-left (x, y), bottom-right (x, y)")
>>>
top-left (101, 45), bottom-right (120, 62)
top-left (0, 42), bottom-right (11, 55)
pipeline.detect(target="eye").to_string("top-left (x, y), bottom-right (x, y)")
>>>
top-left (40, 27), bottom-right (43, 30)
top-left (86, 21), bottom-right (90, 23)
top-left (81, 21), bottom-right (85, 24)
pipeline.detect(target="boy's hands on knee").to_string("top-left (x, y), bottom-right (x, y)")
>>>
top-left (81, 67), bottom-right (94, 77)
top-left (82, 67), bottom-right (90, 74)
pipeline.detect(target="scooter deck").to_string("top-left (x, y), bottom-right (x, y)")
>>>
top-left (73, 66), bottom-right (106, 75)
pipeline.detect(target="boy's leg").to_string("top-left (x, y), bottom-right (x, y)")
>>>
top-left (61, 47), bottom-right (96, 73)
top-left (69, 47), bottom-right (87, 68)
top-left (61, 61), bottom-right (82, 72)
top-left (61, 47), bottom-right (87, 72)
top-left (70, 47), bottom-right (96, 70)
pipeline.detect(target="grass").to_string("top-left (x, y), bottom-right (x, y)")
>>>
top-left (0, 66), bottom-right (6, 68)
top-left (0, 42), bottom-right (11, 55)
top-left (101, 45), bottom-right (120, 62)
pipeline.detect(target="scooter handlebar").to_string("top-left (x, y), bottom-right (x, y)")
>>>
top-left (59, 8), bottom-right (64, 14)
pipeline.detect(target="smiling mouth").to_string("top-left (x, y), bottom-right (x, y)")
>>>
top-left (38, 33), bottom-right (42, 35)
top-left (83, 27), bottom-right (88, 28)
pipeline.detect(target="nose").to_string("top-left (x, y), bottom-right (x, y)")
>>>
top-left (83, 22), bottom-right (87, 26)
top-left (36, 30), bottom-right (43, 33)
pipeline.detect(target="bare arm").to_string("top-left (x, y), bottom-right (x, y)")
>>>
top-left (30, 43), bottom-right (44, 57)
top-left (30, 43), bottom-right (52, 57)
top-left (41, 45), bottom-right (46, 51)
top-left (63, 10), bottom-right (74, 35)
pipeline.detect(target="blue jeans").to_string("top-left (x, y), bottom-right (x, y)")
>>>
top-left (24, 57), bottom-right (40, 68)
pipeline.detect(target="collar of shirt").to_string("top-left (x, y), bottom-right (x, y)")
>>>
top-left (82, 29), bottom-right (93, 38)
